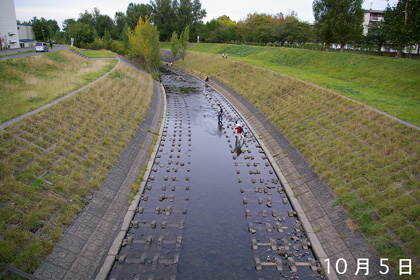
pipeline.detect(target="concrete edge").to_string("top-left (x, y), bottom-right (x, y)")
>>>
top-left (192, 75), bottom-right (339, 280)
top-left (95, 82), bottom-right (167, 280)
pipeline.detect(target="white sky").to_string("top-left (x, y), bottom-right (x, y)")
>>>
top-left (14, 0), bottom-right (398, 30)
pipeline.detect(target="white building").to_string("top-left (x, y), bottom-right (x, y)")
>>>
top-left (363, 9), bottom-right (419, 54)
top-left (18, 24), bottom-right (36, 48)
top-left (363, 9), bottom-right (384, 35)
top-left (0, 0), bottom-right (20, 49)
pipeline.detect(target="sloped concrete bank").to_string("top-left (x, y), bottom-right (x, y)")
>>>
top-left (33, 72), bottom-right (165, 279)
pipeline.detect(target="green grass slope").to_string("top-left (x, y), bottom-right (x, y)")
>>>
top-left (70, 46), bottom-right (116, 58)
top-left (176, 53), bottom-right (420, 278)
top-left (0, 50), bottom-right (116, 124)
top-left (189, 43), bottom-right (420, 127)
top-left (0, 62), bottom-right (153, 274)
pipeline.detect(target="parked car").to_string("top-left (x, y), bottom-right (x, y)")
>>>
top-left (52, 40), bottom-right (57, 44)
top-left (35, 42), bottom-right (48, 52)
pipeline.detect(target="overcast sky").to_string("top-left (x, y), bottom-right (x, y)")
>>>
top-left (15, 0), bottom-right (398, 30)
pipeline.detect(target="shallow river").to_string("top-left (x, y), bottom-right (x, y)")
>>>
top-left (107, 67), bottom-right (322, 280)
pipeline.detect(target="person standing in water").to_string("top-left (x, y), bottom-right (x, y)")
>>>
top-left (217, 104), bottom-right (223, 122)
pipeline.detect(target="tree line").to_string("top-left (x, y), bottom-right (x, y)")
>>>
top-left (313, 0), bottom-right (420, 56)
top-left (18, 0), bottom-right (420, 58)
top-left (202, 12), bottom-right (313, 46)
top-left (20, 1), bottom-right (205, 46)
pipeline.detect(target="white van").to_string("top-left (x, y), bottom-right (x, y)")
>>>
top-left (35, 42), bottom-right (48, 52)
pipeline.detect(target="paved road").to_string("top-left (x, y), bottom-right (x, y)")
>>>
top-left (0, 44), bottom-right (68, 61)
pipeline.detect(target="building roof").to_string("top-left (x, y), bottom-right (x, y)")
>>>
top-left (363, 9), bottom-right (385, 14)
top-left (19, 39), bottom-right (37, 42)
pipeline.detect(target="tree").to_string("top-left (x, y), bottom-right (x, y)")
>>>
top-left (174, 0), bottom-right (206, 40)
top-left (128, 16), bottom-right (149, 62)
top-left (62, 18), bottom-right (76, 33)
top-left (127, 16), bottom-right (161, 71)
top-left (148, 26), bottom-right (162, 70)
top-left (78, 10), bottom-right (95, 27)
top-left (313, 0), bottom-right (362, 52)
top-left (150, 0), bottom-right (206, 41)
top-left (170, 31), bottom-right (179, 58)
top-left (179, 26), bottom-right (189, 60)
top-left (102, 29), bottom-right (112, 49)
top-left (313, 0), bottom-right (336, 51)
top-left (68, 22), bottom-right (95, 47)
top-left (113, 12), bottom-right (126, 40)
top-left (365, 22), bottom-right (387, 54)
top-left (203, 19), bottom-right (221, 42)
top-left (334, 0), bottom-right (364, 52)
top-left (122, 23), bottom-right (130, 52)
top-left (313, 0), bottom-right (363, 52)
top-left (126, 3), bottom-right (152, 30)
top-left (216, 16), bottom-right (239, 42)
top-left (237, 13), bottom-right (285, 44)
top-left (31, 17), bottom-right (60, 42)
top-left (383, 0), bottom-right (420, 57)
top-left (281, 16), bottom-right (313, 44)
top-left (95, 14), bottom-right (114, 38)
top-left (217, 15), bottom-right (236, 26)
top-left (150, 0), bottom-right (176, 41)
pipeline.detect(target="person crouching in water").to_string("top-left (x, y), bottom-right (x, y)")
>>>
top-left (234, 121), bottom-right (244, 139)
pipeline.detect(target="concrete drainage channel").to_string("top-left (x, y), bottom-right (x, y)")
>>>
top-left (105, 67), bottom-right (325, 280)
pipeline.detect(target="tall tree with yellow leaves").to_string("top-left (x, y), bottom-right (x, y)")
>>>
top-left (127, 16), bottom-right (161, 70)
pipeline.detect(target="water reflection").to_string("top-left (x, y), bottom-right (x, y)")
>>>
top-left (107, 67), bottom-right (322, 280)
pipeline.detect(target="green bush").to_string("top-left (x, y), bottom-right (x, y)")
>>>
top-left (86, 38), bottom-right (104, 50)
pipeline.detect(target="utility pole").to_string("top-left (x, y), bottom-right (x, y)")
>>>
top-left (41, 27), bottom-right (45, 42)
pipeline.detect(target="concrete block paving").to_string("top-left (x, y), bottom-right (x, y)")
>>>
top-left (105, 67), bottom-right (323, 280)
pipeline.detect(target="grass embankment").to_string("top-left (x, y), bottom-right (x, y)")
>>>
top-left (188, 43), bottom-right (420, 127)
top-left (160, 42), bottom-right (171, 50)
top-left (176, 53), bottom-right (420, 278)
top-left (0, 50), bottom-right (116, 124)
top-left (69, 46), bottom-right (116, 58)
top-left (0, 61), bottom-right (153, 274)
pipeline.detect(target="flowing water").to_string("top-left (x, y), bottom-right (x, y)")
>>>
top-left (107, 67), bottom-right (323, 280)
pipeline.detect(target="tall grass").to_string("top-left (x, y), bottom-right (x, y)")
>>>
top-left (0, 50), bottom-right (116, 123)
top-left (176, 53), bottom-right (420, 278)
top-left (189, 43), bottom-right (420, 127)
top-left (0, 62), bottom-right (153, 273)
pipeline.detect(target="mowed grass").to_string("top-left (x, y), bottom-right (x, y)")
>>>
top-left (0, 50), bottom-right (116, 123)
top-left (176, 53), bottom-right (420, 278)
top-left (160, 42), bottom-right (171, 50)
top-left (189, 43), bottom-right (420, 127)
top-left (0, 61), bottom-right (153, 273)
top-left (70, 46), bottom-right (116, 58)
